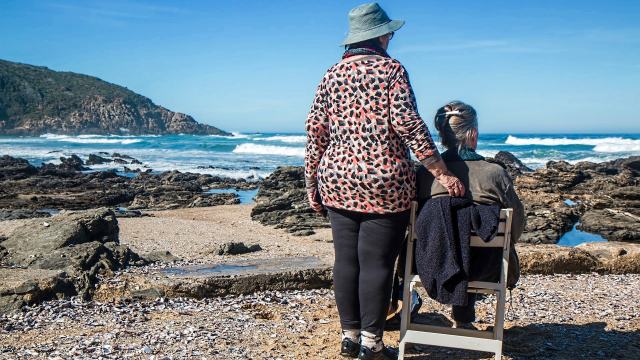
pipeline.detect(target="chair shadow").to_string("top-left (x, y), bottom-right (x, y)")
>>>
top-left (401, 315), bottom-right (640, 359)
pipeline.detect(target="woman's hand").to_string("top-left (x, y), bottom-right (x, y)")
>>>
top-left (426, 159), bottom-right (466, 197)
top-left (308, 189), bottom-right (325, 215)
top-left (436, 171), bottom-right (466, 198)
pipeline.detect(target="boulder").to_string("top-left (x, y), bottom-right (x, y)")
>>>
top-left (1, 208), bottom-right (119, 267)
top-left (85, 154), bottom-right (112, 165)
top-left (0, 269), bottom-right (76, 314)
top-left (0, 208), bottom-right (146, 313)
top-left (0, 155), bottom-right (37, 180)
top-left (493, 151), bottom-right (533, 178)
top-left (251, 166), bottom-right (329, 231)
top-left (214, 242), bottom-right (262, 256)
top-left (59, 155), bottom-right (87, 171)
top-left (141, 251), bottom-right (181, 263)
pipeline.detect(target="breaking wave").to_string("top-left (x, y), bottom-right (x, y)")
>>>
top-left (232, 143), bottom-right (304, 157)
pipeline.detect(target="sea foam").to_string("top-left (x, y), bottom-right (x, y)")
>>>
top-left (253, 135), bottom-right (306, 143)
top-left (232, 143), bottom-right (304, 157)
top-left (505, 135), bottom-right (640, 150)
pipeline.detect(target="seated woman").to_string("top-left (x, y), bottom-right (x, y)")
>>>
top-left (416, 101), bottom-right (526, 329)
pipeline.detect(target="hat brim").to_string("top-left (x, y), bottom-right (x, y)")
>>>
top-left (339, 19), bottom-right (404, 47)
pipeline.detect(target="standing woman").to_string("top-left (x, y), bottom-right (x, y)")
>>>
top-left (305, 3), bottom-right (465, 360)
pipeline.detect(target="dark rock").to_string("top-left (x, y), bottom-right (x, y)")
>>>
top-left (577, 209), bottom-right (640, 242)
top-left (0, 209), bottom-right (50, 221)
top-left (130, 159), bottom-right (142, 165)
top-left (112, 153), bottom-right (134, 160)
top-left (141, 251), bottom-right (181, 263)
top-left (59, 155), bottom-right (88, 171)
top-left (0, 156), bottom-right (258, 211)
top-left (85, 154), bottom-right (112, 165)
top-left (112, 158), bottom-right (129, 165)
top-left (112, 209), bottom-right (149, 218)
top-left (189, 193), bottom-right (239, 208)
top-left (251, 166), bottom-right (329, 231)
top-left (292, 229), bottom-right (316, 236)
top-left (494, 151), bottom-right (533, 176)
top-left (0, 155), bottom-right (38, 180)
top-left (122, 166), bottom-right (139, 173)
top-left (214, 242), bottom-right (262, 255)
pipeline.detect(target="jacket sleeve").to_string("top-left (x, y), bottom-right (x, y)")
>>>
top-left (503, 177), bottom-right (526, 242)
top-left (388, 63), bottom-right (441, 167)
top-left (305, 79), bottom-right (330, 188)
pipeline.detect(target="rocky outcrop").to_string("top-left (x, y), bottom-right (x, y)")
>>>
top-left (0, 59), bottom-right (230, 136)
top-left (493, 151), bottom-right (533, 179)
top-left (517, 242), bottom-right (640, 275)
top-left (0, 209), bottom-right (50, 221)
top-left (0, 155), bottom-right (256, 211)
top-left (506, 155), bottom-right (640, 244)
top-left (251, 166), bottom-right (329, 235)
top-left (0, 208), bottom-right (145, 313)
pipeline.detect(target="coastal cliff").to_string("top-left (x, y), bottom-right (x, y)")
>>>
top-left (0, 60), bottom-right (230, 136)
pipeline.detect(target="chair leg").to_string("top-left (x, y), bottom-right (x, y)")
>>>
top-left (398, 341), bottom-right (406, 360)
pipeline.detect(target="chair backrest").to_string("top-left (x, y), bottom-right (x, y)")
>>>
top-left (405, 202), bottom-right (513, 289)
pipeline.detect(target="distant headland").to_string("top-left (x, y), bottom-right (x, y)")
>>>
top-left (0, 59), bottom-right (231, 137)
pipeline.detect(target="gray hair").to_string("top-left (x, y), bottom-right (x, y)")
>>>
top-left (433, 101), bottom-right (478, 151)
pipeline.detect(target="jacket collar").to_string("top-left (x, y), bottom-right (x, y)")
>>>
top-left (441, 146), bottom-right (485, 162)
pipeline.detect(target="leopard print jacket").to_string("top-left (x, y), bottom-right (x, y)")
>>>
top-left (305, 56), bottom-right (440, 214)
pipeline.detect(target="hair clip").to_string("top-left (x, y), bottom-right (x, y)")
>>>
top-left (445, 111), bottom-right (461, 116)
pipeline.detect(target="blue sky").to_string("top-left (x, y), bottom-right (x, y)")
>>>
top-left (1, 0), bottom-right (639, 134)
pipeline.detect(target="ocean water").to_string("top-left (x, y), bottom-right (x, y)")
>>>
top-left (1, 133), bottom-right (639, 180)
top-left (1, 132), bottom-right (638, 246)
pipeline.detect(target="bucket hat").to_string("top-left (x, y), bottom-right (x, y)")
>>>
top-left (340, 3), bottom-right (405, 46)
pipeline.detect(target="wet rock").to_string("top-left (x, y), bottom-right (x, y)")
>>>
top-left (0, 155), bottom-right (37, 180)
top-left (85, 154), bottom-right (112, 165)
top-left (141, 251), bottom-right (181, 263)
top-left (0, 209), bottom-right (50, 221)
top-left (214, 242), bottom-right (262, 255)
top-left (122, 166), bottom-right (139, 173)
top-left (189, 193), bottom-right (239, 208)
top-left (59, 155), bottom-right (88, 171)
top-left (251, 166), bottom-right (329, 231)
top-left (494, 151), bottom-right (533, 177)
top-left (578, 209), bottom-right (640, 242)
top-left (0, 156), bottom-right (258, 211)
top-left (112, 158), bottom-right (129, 165)
top-left (111, 153), bottom-right (134, 160)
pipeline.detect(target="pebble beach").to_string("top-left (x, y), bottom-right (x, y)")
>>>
top-left (1, 204), bottom-right (639, 359)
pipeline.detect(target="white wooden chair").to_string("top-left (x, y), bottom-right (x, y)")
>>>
top-left (398, 201), bottom-right (513, 360)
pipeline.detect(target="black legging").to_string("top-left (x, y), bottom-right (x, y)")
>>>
top-left (328, 206), bottom-right (410, 336)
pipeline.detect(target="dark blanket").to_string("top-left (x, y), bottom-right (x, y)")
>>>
top-left (415, 196), bottom-right (500, 306)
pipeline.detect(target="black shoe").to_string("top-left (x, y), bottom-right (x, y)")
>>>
top-left (341, 338), bottom-right (360, 358)
top-left (358, 345), bottom-right (398, 360)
